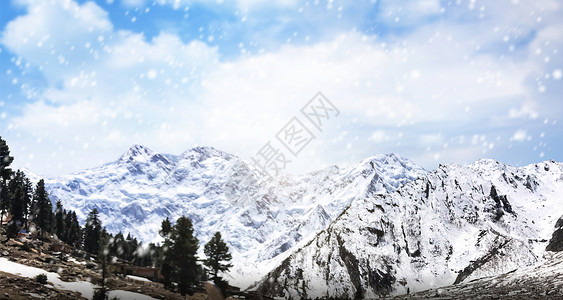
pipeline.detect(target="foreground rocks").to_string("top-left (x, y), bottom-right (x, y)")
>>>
top-left (386, 252), bottom-right (563, 299)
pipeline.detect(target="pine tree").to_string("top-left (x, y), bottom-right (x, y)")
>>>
top-left (150, 242), bottom-right (162, 268)
top-left (4, 219), bottom-right (19, 243)
top-left (204, 232), bottom-right (233, 280)
top-left (93, 246), bottom-right (109, 300)
top-left (21, 175), bottom-right (32, 228)
top-left (5, 171), bottom-right (31, 242)
top-left (137, 243), bottom-right (156, 267)
top-left (62, 210), bottom-right (72, 244)
top-left (159, 217), bottom-right (172, 238)
top-left (99, 227), bottom-right (111, 255)
top-left (0, 136), bottom-right (14, 225)
top-left (64, 210), bottom-right (82, 248)
top-left (108, 231), bottom-right (125, 258)
top-left (31, 180), bottom-right (53, 236)
top-left (124, 233), bottom-right (139, 262)
top-left (8, 171), bottom-right (32, 226)
top-left (0, 180), bottom-right (10, 227)
top-left (83, 208), bottom-right (102, 255)
top-left (171, 216), bottom-right (199, 296)
top-left (159, 217), bottom-right (174, 290)
top-left (54, 201), bottom-right (66, 240)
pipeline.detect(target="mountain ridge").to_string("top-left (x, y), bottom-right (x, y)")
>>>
top-left (253, 158), bottom-right (563, 298)
top-left (23, 145), bottom-right (563, 295)
top-left (29, 144), bottom-right (427, 288)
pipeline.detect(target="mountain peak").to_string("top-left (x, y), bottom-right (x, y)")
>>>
top-left (471, 158), bottom-right (502, 166)
top-left (361, 152), bottom-right (424, 172)
top-left (181, 145), bottom-right (234, 161)
top-left (119, 144), bottom-right (154, 162)
top-left (466, 158), bottom-right (508, 175)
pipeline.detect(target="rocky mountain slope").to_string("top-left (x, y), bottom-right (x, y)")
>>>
top-left (254, 159), bottom-right (563, 298)
top-left (33, 145), bottom-right (427, 288)
top-left (388, 250), bottom-right (563, 299)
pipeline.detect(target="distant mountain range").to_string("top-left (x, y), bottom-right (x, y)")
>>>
top-left (29, 145), bottom-right (426, 289)
top-left (27, 145), bottom-right (563, 297)
top-left (253, 159), bottom-right (563, 298)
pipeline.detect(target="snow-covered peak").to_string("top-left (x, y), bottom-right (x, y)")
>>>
top-left (347, 153), bottom-right (427, 192)
top-left (355, 153), bottom-right (425, 177)
top-left (254, 158), bottom-right (563, 299)
top-left (180, 145), bottom-right (234, 162)
top-left (465, 158), bottom-right (509, 175)
top-left (33, 145), bottom-right (429, 289)
top-left (28, 148), bottom-right (563, 296)
top-left (119, 144), bottom-right (154, 161)
top-left (362, 153), bottom-right (418, 168)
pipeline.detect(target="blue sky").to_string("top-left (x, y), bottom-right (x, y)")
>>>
top-left (0, 0), bottom-right (561, 176)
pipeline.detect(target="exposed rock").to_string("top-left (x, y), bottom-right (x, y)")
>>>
top-left (547, 216), bottom-right (563, 252)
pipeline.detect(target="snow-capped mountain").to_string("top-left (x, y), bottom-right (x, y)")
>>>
top-left (254, 159), bottom-right (563, 299)
top-left (36, 145), bottom-right (427, 288)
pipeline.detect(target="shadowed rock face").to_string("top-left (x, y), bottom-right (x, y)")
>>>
top-left (253, 160), bottom-right (563, 299)
top-left (547, 216), bottom-right (563, 252)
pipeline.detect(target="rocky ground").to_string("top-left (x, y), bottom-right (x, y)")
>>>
top-left (2, 230), bottom-right (561, 300)
top-left (0, 270), bottom-right (84, 300)
top-left (0, 235), bottom-right (204, 300)
top-left (385, 252), bottom-right (563, 299)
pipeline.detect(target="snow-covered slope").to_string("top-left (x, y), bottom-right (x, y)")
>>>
top-left (254, 159), bottom-right (563, 299)
top-left (0, 257), bottom-right (157, 300)
top-left (36, 145), bottom-right (426, 288)
top-left (390, 250), bottom-right (563, 299)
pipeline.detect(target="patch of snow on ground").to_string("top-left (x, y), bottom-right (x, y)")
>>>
top-left (108, 290), bottom-right (157, 300)
top-left (126, 275), bottom-right (151, 282)
top-left (68, 257), bottom-right (87, 265)
top-left (0, 257), bottom-right (157, 300)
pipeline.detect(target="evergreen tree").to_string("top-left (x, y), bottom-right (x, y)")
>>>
top-left (150, 242), bottom-right (162, 268)
top-left (159, 217), bottom-right (172, 238)
top-left (108, 231), bottom-right (125, 258)
top-left (132, 241), bottom-right (153, 267)
top-left (99, 227), bottom-right (111, 256)
top-left (0, 137), bottom-right (13, 178)
top-left (159, 217), bottom-right (174, 290)
top-left (123, 232), bottom-right (139, 262)
top-left (83, 208), bottom-right (102, 255)
top-left (21, 175), bottom-right (32, 228)
top-left (62, 210), bottom-right (72, 244)
top-left (204, 232), bottom-right (233, 280)
top-left (31, 180), bottom-right (53, 235)
top-left (138, 243), bottom-right (157, 267)
top-left (3, 220), bottom-right (19, 243)
top-left (0, 181), bottom-right (10, 227)
top-left (8, 171), bottom-right (32, 226)
top-left (64, 210), bottom-right (82, 248)
top-left (171, 216), bottom-right (199, 296)
top-left (54, 201), bottom-right (66, 240)
top-left (0, 136), bottom-right (14, 225)
top-left (92, 248), bottom-right (109, 300)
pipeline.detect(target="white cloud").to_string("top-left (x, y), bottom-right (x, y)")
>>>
top-left (1, 0), bottom-right (562, 175)
top-left (511, 129), bottom-right (528, 142)
top-left (1, 0), bottom-right (112, 74)
top-left (508, 102), bottom-right (538, 119)
top-left (377, 0), bottom-right (442, 26)
top-left (369, 130), bottom-right (388, 143)
top-left (418, 134), bottom-right (444, 146)
top-left (125, 0), bottom-right (298, 10)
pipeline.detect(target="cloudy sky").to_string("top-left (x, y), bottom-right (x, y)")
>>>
top-left (0, 0), bottom-right (561, 177)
